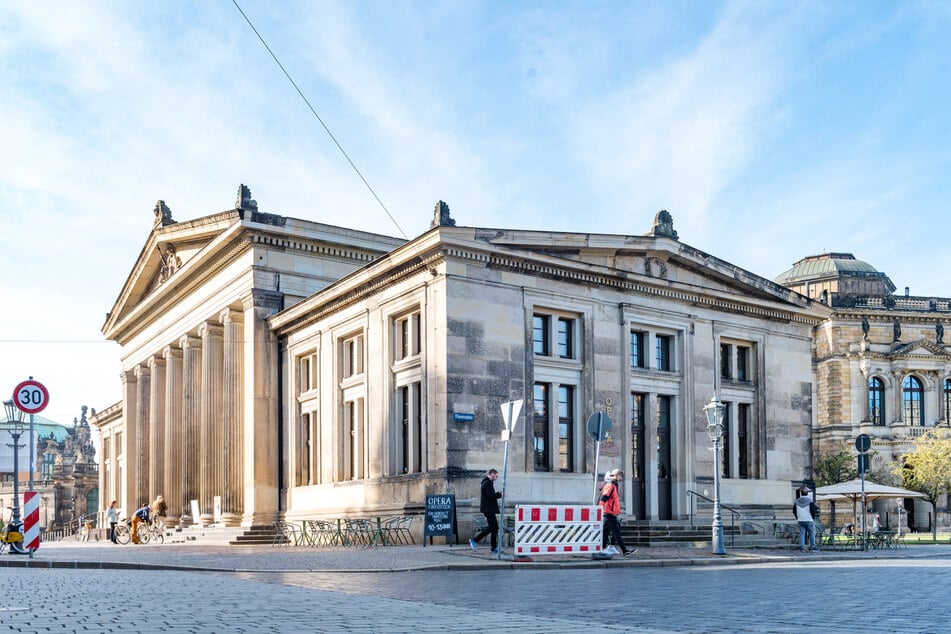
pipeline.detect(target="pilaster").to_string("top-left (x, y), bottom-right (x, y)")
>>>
top-left (241, 289), bottom-right (283, 527)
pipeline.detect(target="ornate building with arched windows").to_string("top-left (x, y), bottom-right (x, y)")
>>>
top-left (775, 253), bottom-right (951, 531)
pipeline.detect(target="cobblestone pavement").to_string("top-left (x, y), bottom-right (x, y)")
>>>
top-left (2, 542), bottom-right (950, 632)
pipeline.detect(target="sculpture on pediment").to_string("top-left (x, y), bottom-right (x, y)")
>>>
top-left (153, 200), bottom-right (174, 228)
top-left (644, 257), bottom-right (668, 279)
top-left (236, 184), bottom-right (258, 211)
top-left (159, 244), bottom-right (183, 283)
top-left (647, 209), bottom-right (678, 240)
top-left (893, 318), bottom-right (901, 342)
top-left (937, 322), bottom-right (944, 345)
top-left (430, 200), bottom-right (456, 229)
top-left (861, 317), bottom-right (870, 341)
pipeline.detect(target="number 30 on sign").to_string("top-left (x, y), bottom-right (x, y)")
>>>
top-left (13, 379), bottom-right (49, 414)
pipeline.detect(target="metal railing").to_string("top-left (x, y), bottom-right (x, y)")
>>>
top-left (686, 490), bottom-right (740, 547)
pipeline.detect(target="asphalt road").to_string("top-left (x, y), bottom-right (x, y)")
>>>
top-left (3, 558), bottom-right (948, 633)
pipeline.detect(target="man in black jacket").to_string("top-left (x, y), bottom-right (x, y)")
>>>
top-left (470, 468), bottom-right (503, 553)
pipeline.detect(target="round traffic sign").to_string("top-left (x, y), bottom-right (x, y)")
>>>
top-left (586, 412), bottom-right (613, 441)
top-left (12, 379), bottom-right (49, 414)
top-left (855, 433), bottom-right (871, 453)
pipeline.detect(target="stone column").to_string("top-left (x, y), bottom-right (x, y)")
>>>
top-left (163, 345), bottom-right (184, 524)
top-left (148, 355), bottom-right (166, 505)
top-left (180, 334), bottom-right (202, 525)
top-left (199, 321), bottom-right (224, 524)
top-left (221, 308), bottom-right (245, 526)
top-left (120, 370), bottom-right (137, 516)
top-left (242, 289), bottom-right (283, 527)
top-left (133, 365), bottom-right (151, 506)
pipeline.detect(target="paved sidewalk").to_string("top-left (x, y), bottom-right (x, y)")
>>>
top-left (4, 539), bottom-right (951, 573)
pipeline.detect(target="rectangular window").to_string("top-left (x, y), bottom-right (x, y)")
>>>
top-left (631, 393), bottom-right (645, 481)
top-left (738, 404), bottom-right (750, 479)
top-left (557, 318), bottom-right (574, 359)
top-left (656, 335), bottom-right (672, 371)
top-left (657, 396), bottom-right (672, 480)
top-left (721, 402), bottom-right (732, 478)
top-left (736, 346), bottom-right (750, 382)
top-left (297, 413), bottom-right (311, 486)
top-left (631, 331), bottom-right (646, 368)
top-left (720, 343), bottom-right (732, 380)
top-left (341, 334), bottom-right (364, 379)
top-left (398, 383), bottom-right (423, 474)
top-left (343, 398), bottom-right (365, 480)
top-left (532, 383), bottom-right (550, 471)
top-left (532, 315), bottom-right (549, 355)
top-left (298, 352), bottom-right (317, 393)
top-left (557, 385), bottom-right (574, 472)
top-left (395, 311), bottom-right (421, 361)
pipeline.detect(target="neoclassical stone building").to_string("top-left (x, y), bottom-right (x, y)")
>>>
top-left (775, 252), bottom-right (951, 530)
top-left (94, 189), bottom-right (827, 528)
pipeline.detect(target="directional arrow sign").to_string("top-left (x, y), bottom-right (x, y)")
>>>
top-left (500, 399), bottom-right (523, 433)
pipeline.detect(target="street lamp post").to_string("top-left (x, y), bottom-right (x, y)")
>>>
top-left (704, 395), bottom-right (727, 555)
top-left (3, 400), bottom-right (26, 527)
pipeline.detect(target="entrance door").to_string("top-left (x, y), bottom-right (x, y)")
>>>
top-left (630, 394), bottom-right (646, 520)
top-left (657, 395), bottom-right (672, 520)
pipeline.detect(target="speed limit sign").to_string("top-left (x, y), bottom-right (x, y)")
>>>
top-left (12, 379), bottom-right (49, 414)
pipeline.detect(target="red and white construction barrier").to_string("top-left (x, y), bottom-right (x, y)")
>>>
top-left (23, 491), bottom-right (40, 550)
top-left (514, 505), bottom-right (602, 555)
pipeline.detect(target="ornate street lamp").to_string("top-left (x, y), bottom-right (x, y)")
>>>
top-left (3, 400), bottom-right (26, 528)
top-left (703, 395), bottom-right (727, 555)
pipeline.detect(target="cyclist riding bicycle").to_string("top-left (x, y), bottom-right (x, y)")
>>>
top-left (130, 502), bottom-right (150, 544)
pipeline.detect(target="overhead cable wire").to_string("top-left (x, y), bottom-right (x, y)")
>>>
top-left (231, 0), bottom-right (408, 239)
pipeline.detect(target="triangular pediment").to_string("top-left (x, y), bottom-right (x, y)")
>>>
top-left (891, 339), bottom-right (948, 357)
top-left (103, 210), bottom-right (242, 338)
top-left (472, 228), bottom-right (817, 311)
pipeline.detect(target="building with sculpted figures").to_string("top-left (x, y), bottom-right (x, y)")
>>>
top-left (775, 253), bottom-right (951, 531)
top-left (92, 186), bottom-right (827, 534)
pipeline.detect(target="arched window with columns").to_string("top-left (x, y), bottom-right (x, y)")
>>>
top-left (868, 377), bottom-right (885, 426)
top-left (902, 375), bottom-right (924, 426)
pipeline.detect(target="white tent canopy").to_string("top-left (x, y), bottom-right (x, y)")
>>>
top-left (815, 478), bottom-right (925, 502)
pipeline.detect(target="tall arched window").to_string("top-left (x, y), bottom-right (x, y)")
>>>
top-left (902, 376), bottom-right (924, 426)
top-left (868, 377), bottom-right (885, 426)
top-left (945, 379), bottom-right (951, 425)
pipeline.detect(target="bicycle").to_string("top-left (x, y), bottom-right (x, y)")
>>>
top-left (0, 519), bottom-right (28, 554)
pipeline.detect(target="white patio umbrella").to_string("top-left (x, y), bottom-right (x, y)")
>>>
top-left (815, 479), bottom-right (925, 538)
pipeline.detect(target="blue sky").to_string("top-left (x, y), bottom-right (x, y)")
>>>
top-left (2, 1), bottom-right (950, 428)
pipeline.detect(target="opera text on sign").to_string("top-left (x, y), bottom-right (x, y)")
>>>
top-left (423, 494), bottom-right (456, 540)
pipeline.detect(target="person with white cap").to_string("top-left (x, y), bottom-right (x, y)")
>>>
top-left (599, 469), bottom-right (634, 556)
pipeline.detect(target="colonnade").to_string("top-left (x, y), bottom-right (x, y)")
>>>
top-left (116, 287), bottom-right (286, 527)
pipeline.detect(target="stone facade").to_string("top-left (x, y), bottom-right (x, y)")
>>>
top-left (775, 252), bottom-right (951, 530)
top-left (94, 190), bottom-right (827, 529)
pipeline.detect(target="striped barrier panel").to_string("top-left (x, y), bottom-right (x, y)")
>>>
top-left (23, 491), bottom-right (40, 550)
top-left (514, 505), bottom-right (602, 555)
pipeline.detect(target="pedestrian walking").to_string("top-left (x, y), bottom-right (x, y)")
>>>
top-left (106, 500), bottom-right (119, 544)
top-left (470, 468), bottom-right (503, 553)
top-left (794, 486), bottom-right (819, 553)
top-left (599, 469), bottom-right (634, 556)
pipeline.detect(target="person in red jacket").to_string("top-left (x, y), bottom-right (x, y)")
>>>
top-left (599, 469), bottom-right (634, 556)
